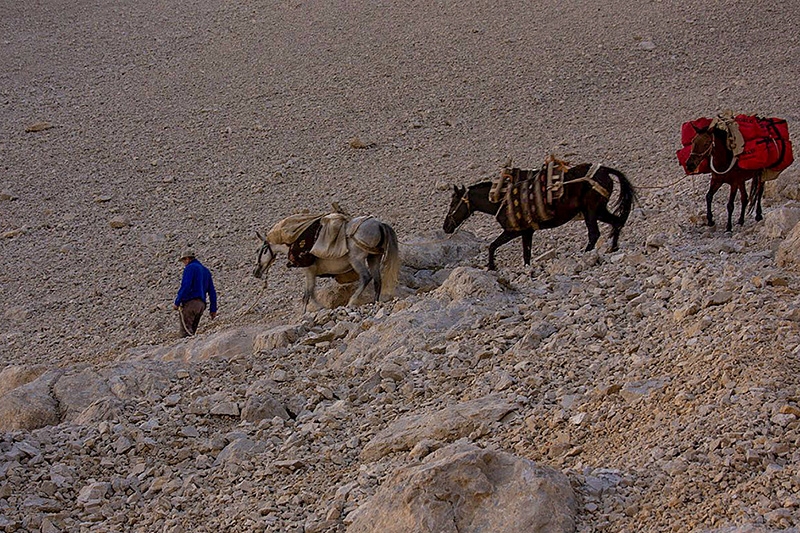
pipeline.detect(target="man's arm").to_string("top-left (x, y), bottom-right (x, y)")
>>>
top-left (207, 273), bottom-right (218, 316)
top-left (175, 266), bottom-right (193, 307)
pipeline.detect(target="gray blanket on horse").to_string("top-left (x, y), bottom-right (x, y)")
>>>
top-left (267, 212), bottom-right (351, 261)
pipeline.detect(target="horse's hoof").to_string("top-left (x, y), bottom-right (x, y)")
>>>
top-left (756, 215), bottom-right (763, 222)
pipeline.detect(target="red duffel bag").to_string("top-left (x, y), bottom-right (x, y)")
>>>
top-left (737, 116), bottom-right (794, 171)
top-left (677, 117), bottom-right (712, 174)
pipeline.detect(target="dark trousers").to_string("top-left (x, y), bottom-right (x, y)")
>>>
top-left (179, 299), bottom-right (206, 337)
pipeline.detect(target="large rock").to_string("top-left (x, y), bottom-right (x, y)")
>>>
top-left (0, 371), bottom-right (62, 431)
top-left (361, 395), bottom-right (516, 461)
top-left (347, 441), bottom-right (576, 533)
top-left (52, 367), bottom-right (111, 421)
top-left (776, 220), bottom-right (800, 270)
top-left (400, 231), bottom-right (483, 270)
top-left (434, 267), bottom-right (507, 301)
top-left (761, 206), bottom-right (800, 239)
top-left (253, 324), bottom-right (307, 352)
top-left (0, 365), bottom-right (47, 397)
top-left (128, 327), bottom-right (259, 362)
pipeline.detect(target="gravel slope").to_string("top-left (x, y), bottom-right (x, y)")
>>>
top-left (2, 0), bottom-right (798, 365)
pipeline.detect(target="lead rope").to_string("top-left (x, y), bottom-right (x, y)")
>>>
top-left (177, 304), bottom-right (196, 338)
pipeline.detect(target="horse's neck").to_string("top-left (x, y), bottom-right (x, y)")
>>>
top-left (471, 184), bottom-right (501, 214)
top-left (712, 130), bottom-right (734, 164)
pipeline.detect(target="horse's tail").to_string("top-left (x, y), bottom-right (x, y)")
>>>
top-left (606, 167), bottom-right (637, 225)
top-left (380, 223), bottom-right (400, 298)
top-left (746, 175), bottom-right (763, 216)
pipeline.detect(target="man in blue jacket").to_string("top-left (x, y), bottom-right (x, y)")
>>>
top-left (173, 249), bottom-right (218, 337)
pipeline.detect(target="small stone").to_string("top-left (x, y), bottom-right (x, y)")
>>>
top-left (704, 290), bottom-right (732, 307)
top-left (109, 216), bottom-right (130, 229)
top-left (2, 227), bottom-right (25, 239)
top-left (646, 233), bottom-right (667, 248)
top-left (210, 401), bottom-right (240, 416)
top-left (25, 121), bottom-right (53, 132)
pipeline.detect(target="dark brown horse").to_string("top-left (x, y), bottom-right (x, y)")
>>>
top-left (443, 164), bottom-right (636, 270)
top-left (685, 125), bottom-right (764, 231)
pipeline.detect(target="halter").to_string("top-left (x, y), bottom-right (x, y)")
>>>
top-left (692, 134), bottom-right (737, 175)
top-left (689, 140), bottom-right (713, 160)
top-left (446, 190), bottom-right (472, 229)
top-left (255, 241), bottom-right (276, 277)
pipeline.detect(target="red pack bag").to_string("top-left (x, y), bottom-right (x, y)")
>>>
top-left (678, 117), bottom-right (712, 174)
top-left (736, 115), bottom-right (793, 171)
top-left (739, 138), bottom-right (794, 171)
top-left (680, 117), bottom-right (712, 145)
top-left (734, 115), bottom-right (767, 141)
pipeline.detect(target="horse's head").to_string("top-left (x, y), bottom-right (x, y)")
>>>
top-left (443, 185), bottom-right (470, 233)
top-left (253, 231), bottom-right (276, 282)
top-left (685, 126), bottom-right (713, 174)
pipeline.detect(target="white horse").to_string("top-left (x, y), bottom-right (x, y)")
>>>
top-left (254, 216), bottom-right (400, 312)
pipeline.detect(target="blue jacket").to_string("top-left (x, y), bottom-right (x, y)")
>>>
top-left (175, 259), bottom-right (218, 313)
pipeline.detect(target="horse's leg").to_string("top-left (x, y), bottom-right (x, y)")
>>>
top-left (488, 230), bottom-right (526, 270)
top-left (723, 183), bottom-right (738, 231)
top-left (303, 269), bottom-right (318, 313)
top-left (706, 178), bottom-right (724, 227)
top-left (755, 178), bottom-right (764, 221)
top-left (367, 253), bottom-right (382, 302)
top-left (737, 180), bottom-right (748, 227)
top-left (347, 254), bottom-right (373, 307)
top-left (522, 229), bottom-right (533, 266)
top-left (583, 211), bottom-right (601, 252)
top-left (596, 205), bottom-right (624, 251)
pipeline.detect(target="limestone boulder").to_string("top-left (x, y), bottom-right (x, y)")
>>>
top-left (776, 220), bottom-right (800, 270)
top-left (400, 230), bottom-right (483, 270)
top-left (0, 371), bottom-right (62, 431)
top-left (434, 266), bottom-right (507, 301)
top-left (130, 327), bottom-right (259, 362)
top-left (347, 441), bottom-right (576, 533)
top-left (0, 365), bottom-right (47, 397)
top-left (361, 395), bottom-right (516, 461)
top-left (760, 206), bottom-right (800, 239)
top-left (253, 324), bottom-right (307, 352)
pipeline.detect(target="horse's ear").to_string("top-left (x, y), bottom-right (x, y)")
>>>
top-left (453, 184), bottom-right (459, 193)
top-left (691, 123), bottom-right (707, 135)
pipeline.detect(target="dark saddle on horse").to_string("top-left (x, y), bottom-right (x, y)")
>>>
top-left (491, 158), bottom-right (570, 230)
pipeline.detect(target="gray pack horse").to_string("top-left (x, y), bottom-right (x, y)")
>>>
top-left (254, 216), bottom-right (400, 312)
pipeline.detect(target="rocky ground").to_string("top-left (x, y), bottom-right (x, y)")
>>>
top-left (1, 0), bottom-right (800, 531)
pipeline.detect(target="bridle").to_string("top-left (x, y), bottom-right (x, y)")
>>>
top-left (691, 132), bottom-right (737, 175)
top-left (446, 189), bottom-right (472, 230)
top-left (689, 139), bottom-right (713, 160)
top-left (255, 241), bottom-right (275, 278)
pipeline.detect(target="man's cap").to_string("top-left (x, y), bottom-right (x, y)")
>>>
top-left (178, 249), bottom-right (196, 261)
